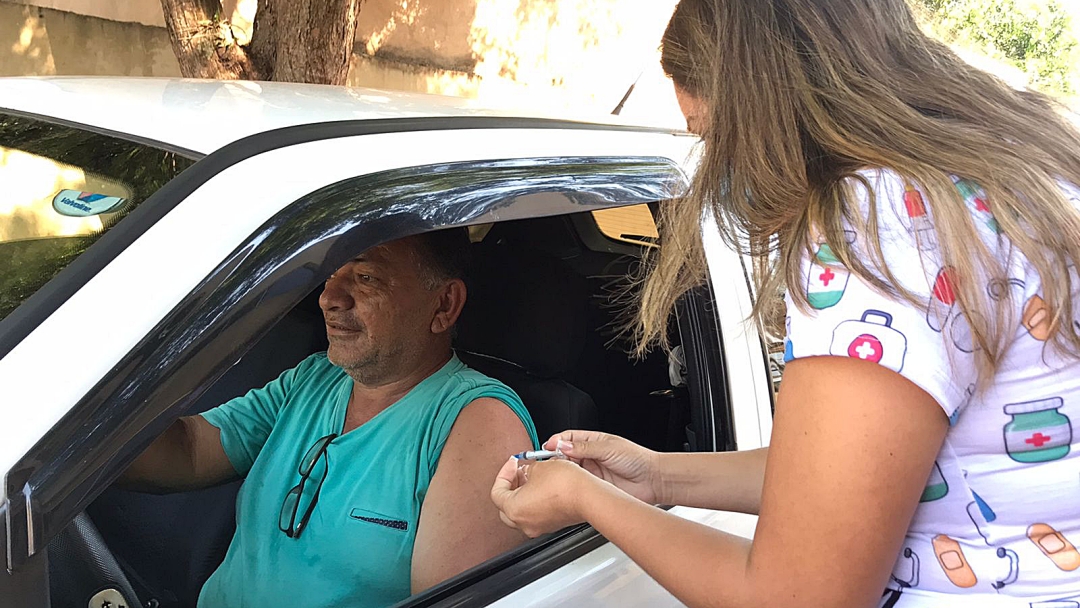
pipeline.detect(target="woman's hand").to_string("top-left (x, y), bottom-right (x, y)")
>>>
top-left (490, 457), bottom-right (604, 538)
top-left (545, 431), bottom-right (663, 505)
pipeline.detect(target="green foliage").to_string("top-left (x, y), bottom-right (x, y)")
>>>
top-left (918, 0), bottom-right (1079, 95)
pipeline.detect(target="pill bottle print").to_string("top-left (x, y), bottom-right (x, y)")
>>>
top-left (927, 268), bottom-right (958, 332)
top-left (1027, 523), bottom-right (1080, 571)
top-left (932, 534), bottom-right (978, 588)
top-left (903, 183), bottom-right (937, 250)
top-left (954, 177), bottom-right (980, 200)
top-left (806, 243), bottom-right (850, 309)
top-left (955, 178), bottom-right (1001, 233)
top-left (1003, 398), bottom-right (1072, 463)
top-left (920, 462), bottom-right (948, 502)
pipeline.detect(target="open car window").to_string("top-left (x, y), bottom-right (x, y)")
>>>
top-left (0, 114), bottom-right (194, 322)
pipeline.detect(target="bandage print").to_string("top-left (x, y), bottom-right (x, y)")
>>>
top-left (932, 534), bottom-right (978, 588)
top-left (1003, 397), bottom-right (1072, 463)
top-left (1028, 524), bottom-right (1080, 571)
top-left (902, 182), bottom-right (938, 250)
top-left (1022, 295), bottom-right (1052, 341)
top-left (829, 309), bottom-right (908, 373)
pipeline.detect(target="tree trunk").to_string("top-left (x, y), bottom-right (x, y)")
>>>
top-left (160, 0), bottom-right (261, 80)
top-left (161, 0), bottom-right (363, 85)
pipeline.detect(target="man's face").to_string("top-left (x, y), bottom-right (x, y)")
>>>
top-left (318, 238), bottom-right (445, 383)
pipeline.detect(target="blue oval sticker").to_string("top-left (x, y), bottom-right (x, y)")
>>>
top-left (52, 190), bottom-right (127, 217)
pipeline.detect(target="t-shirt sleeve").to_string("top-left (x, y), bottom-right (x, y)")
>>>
top-left (783, 170), bottom-right (977, 421)
top-left (424, 380), bottom-right (540, 477)
top-left (200, 359), bottom-right (309, 475)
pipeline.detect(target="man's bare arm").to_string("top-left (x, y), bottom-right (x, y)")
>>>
top-left (117, 416), bottom-right (238, 494)
top-left (411, 398), bottom-right (533, 593)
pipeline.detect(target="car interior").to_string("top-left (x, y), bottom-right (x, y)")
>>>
top-left (49, 205), bottom-right (700, 608)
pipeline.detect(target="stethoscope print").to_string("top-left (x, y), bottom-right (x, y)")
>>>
top-left (881, 548), bottom-right (920, 608)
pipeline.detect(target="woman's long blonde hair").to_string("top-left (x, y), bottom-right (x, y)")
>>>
top-left (637, 0), bottom-right (1080, 379)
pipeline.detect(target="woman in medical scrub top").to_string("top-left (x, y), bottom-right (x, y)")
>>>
top-left (491, 1), bottom-right (1080, 607)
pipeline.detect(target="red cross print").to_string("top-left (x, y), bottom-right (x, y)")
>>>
top-left (819, 267), bottom-right (835, 287)
top-left (1025, 433), bottom-right (1052, 448)
top-left (847, 334), bottom-right (883, 363)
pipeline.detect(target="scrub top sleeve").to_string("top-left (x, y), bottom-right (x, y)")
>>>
top-left (783, 170), bottom-right (977, 422)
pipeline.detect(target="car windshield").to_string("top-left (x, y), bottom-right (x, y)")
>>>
top-left (0, 113), bottom-right (196, 323)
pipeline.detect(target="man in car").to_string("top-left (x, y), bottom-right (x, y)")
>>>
top-left (120, 229), bottom-right (539, 608)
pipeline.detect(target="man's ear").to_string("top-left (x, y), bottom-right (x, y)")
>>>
top-left (431, 278), bottom-right (467, 335)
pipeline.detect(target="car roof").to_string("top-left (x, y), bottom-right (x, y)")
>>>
top-left (0, 77), bottom-right (654, 156)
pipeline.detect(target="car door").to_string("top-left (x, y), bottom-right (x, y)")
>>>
top-left (0, 117), bottom-right (704, 604)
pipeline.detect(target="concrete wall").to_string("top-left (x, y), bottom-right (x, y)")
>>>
top-left (0, 3), bottom-right (180, 77)
top-left (0, 0), bottom-right (685, 127)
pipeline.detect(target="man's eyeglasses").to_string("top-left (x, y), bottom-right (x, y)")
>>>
top-left (279, 433), bottom-right (337, 538)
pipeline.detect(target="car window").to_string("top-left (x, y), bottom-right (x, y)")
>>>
top-left (0, 114), bottom-right (195, 323)
top-left (592, 204), bottom-right (658, 247)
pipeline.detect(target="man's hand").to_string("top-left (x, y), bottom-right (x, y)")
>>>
top-left (410, 398), bottom-right (533, 593)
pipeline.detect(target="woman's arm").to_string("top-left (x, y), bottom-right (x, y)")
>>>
top-left (656, 448), bottom-right (768, 514)
top-left (495, 355), bottom-right (948, 608)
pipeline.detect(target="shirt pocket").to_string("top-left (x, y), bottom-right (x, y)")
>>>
top-left (349, 507), bottom-right (410, 532)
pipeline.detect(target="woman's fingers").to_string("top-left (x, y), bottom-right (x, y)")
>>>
top-left (542, 430), bottom-right (604, 451)
top-left (499, 510), bottom-right (518, 530)
top-left (491, 456), bottom-right (520, 511)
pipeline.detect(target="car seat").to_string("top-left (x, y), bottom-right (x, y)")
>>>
top-left (455, 243), bottom-right (599, 441)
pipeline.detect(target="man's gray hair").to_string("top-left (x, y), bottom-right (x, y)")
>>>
top-left (412, 228), bottom-right (472, 290)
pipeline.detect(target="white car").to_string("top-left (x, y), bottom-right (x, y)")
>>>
top-left (0, 77), bottom-right (773, 608)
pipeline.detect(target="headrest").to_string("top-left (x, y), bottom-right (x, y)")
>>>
top-left (455, 245), bottom-right (589, 378)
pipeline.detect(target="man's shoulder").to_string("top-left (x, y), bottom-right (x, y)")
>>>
top-left (445, 357), bottom-right (517, 398)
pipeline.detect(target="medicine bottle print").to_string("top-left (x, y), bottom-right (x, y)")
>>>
top-left (954, 178), bottom-right (1001, 234)
top-left (1003, 398), bottom-right (1072, 463)
top-left (806, 243), bottom-right (850, 310)
top-left (920, 462), bottom-right (948, 502)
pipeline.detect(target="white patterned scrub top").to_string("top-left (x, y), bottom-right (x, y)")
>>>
top-left (783, 169), bottom-right (1080, 608)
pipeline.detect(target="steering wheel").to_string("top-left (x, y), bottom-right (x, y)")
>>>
top-left (48, 512), bottom-right (147, 608)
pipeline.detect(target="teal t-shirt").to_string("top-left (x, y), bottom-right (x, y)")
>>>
top-left (197, 353), bottom-right (538, 608)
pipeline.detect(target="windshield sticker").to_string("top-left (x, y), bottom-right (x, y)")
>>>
top-left (52, 190), bottom-right (127, 217)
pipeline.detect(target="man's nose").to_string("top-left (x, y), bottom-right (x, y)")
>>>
top-left (319, 274), bottom-right (353, 311)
